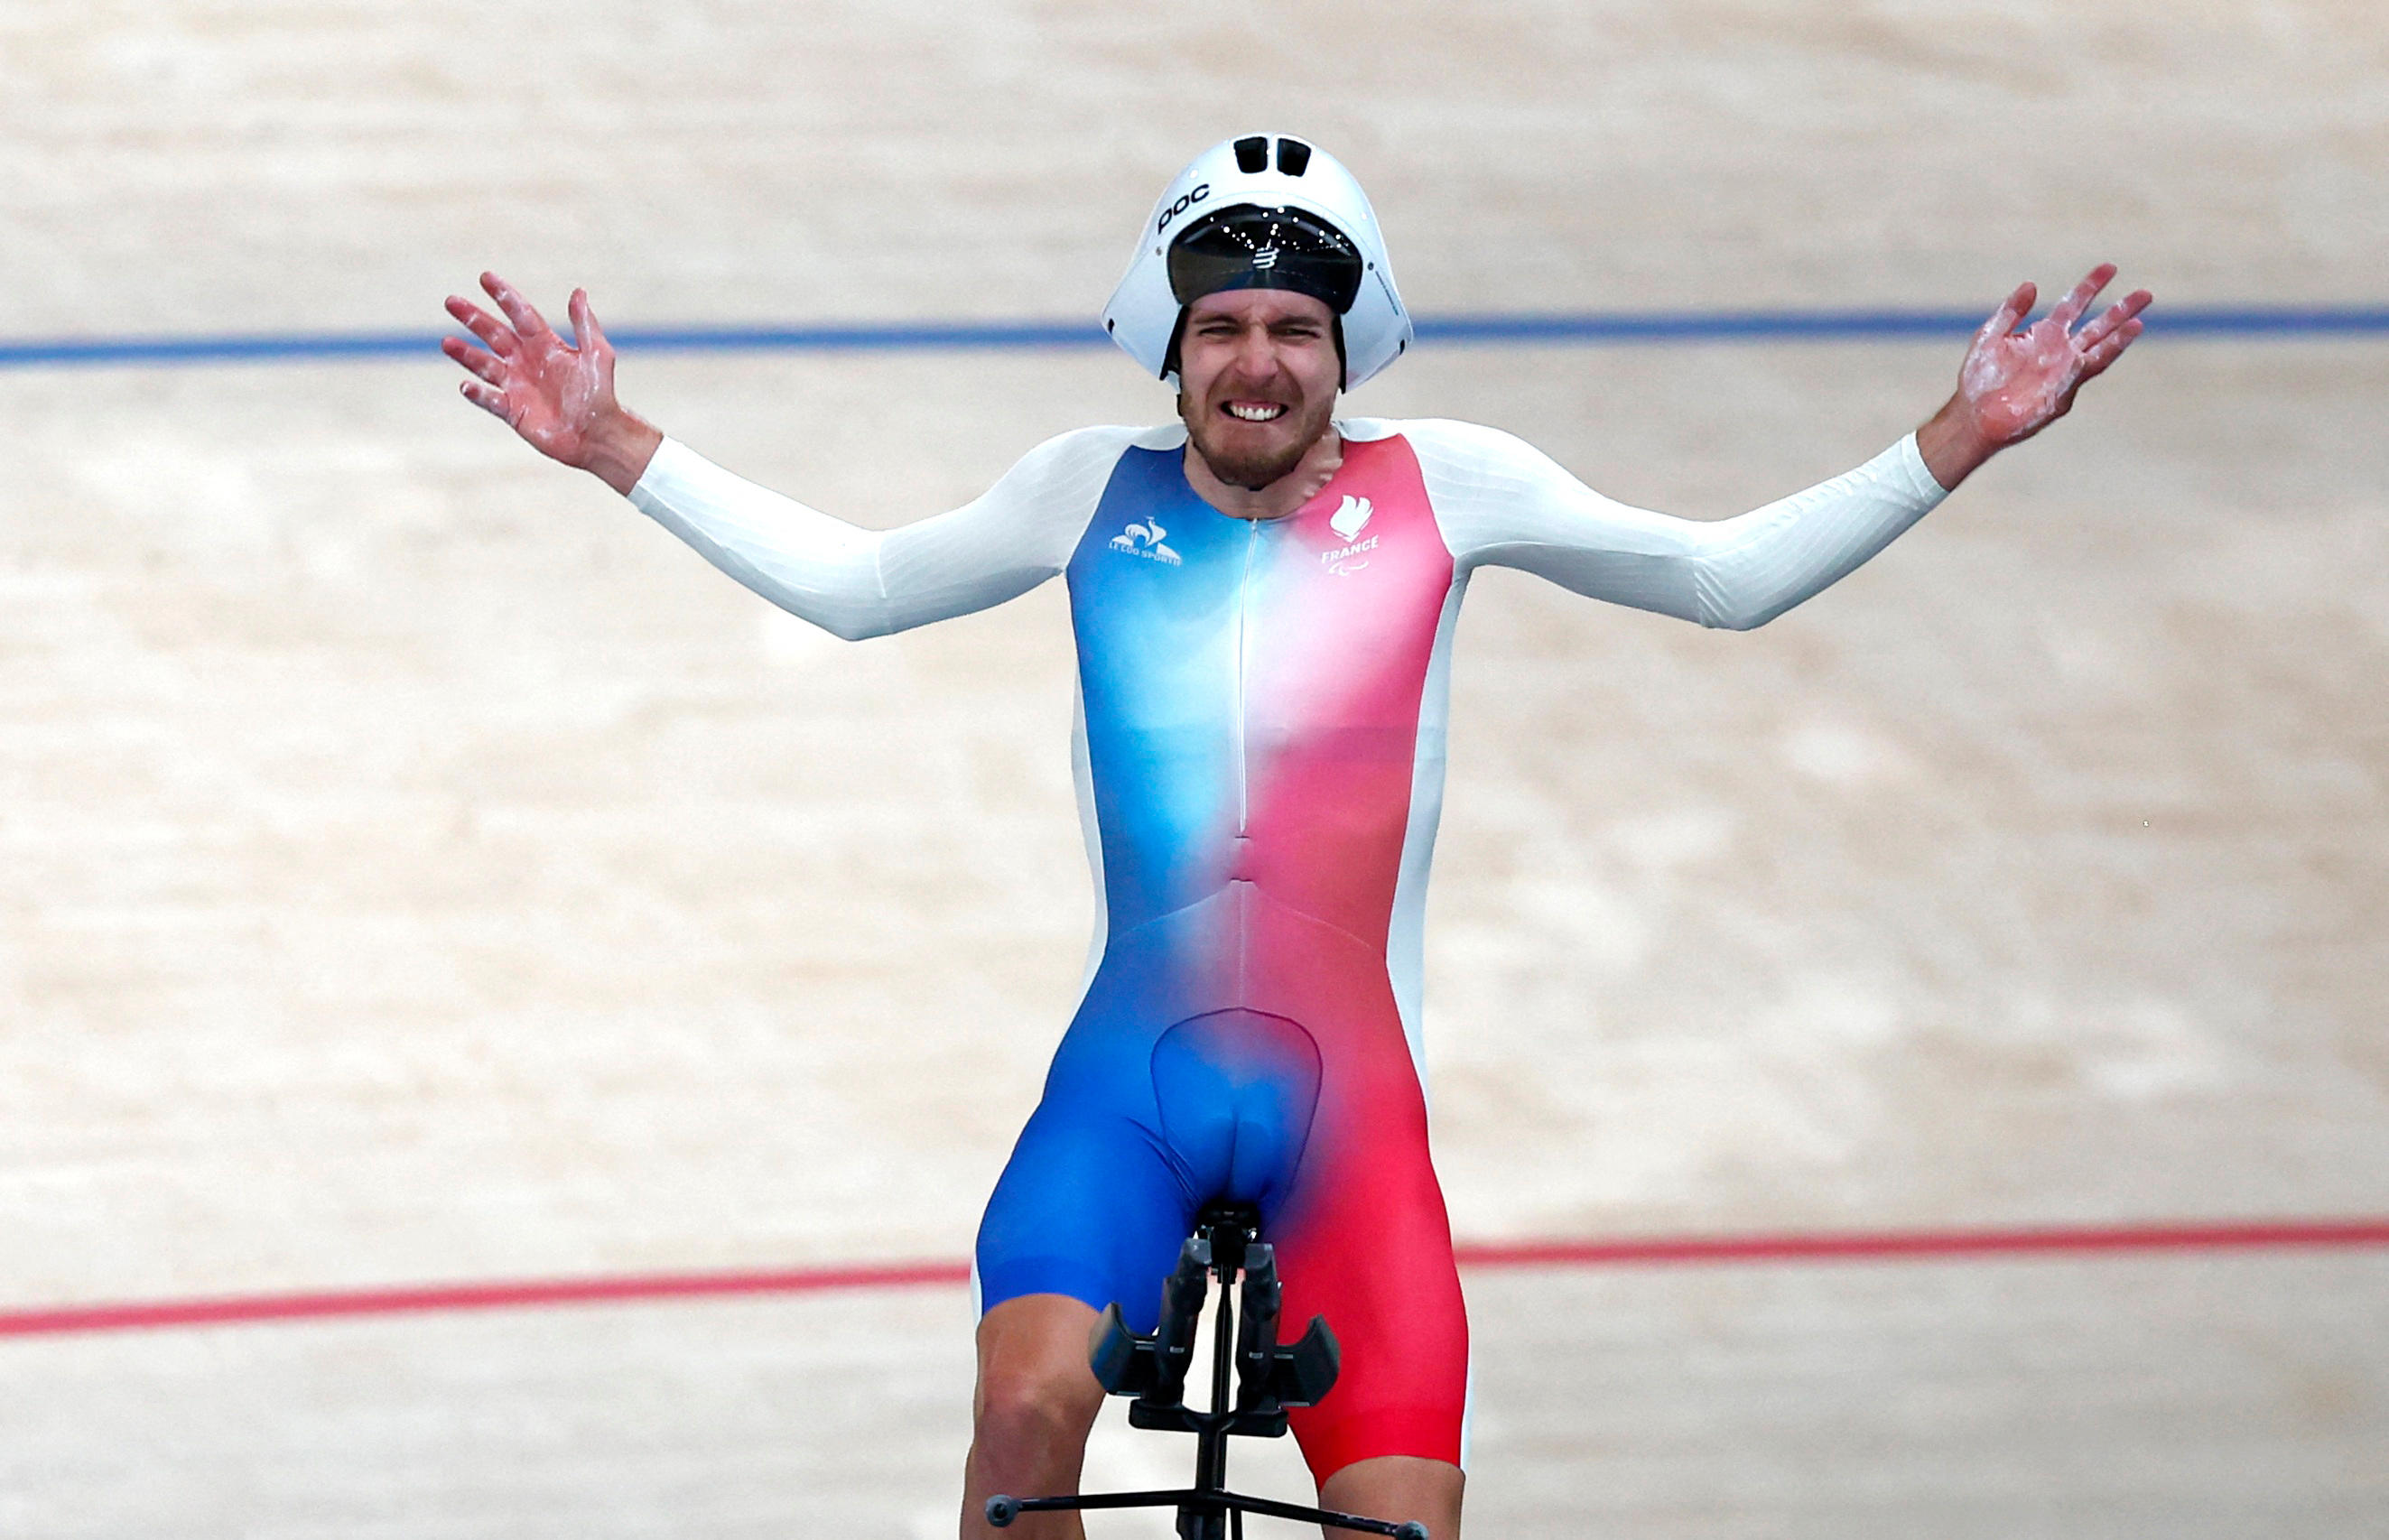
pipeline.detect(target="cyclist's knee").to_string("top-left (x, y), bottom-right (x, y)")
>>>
top-left (974, 1362), bottom-right (1102, 1449)
top-left (973, 1295), bottom-right (1105, 1453)
top-left (973, 1362), bottom-right (1103, 1479)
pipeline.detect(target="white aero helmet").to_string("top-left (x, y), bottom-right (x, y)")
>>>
top-left (1102, 133), bottom-right (1412, 391)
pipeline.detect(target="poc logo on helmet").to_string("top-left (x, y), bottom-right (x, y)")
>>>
top-left (1156, 183), bottom-right (1211, 236)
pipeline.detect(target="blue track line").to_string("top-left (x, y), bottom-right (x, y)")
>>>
top-left (2, 306), bottom-right (2384, 370)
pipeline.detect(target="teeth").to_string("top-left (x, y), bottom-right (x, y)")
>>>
top-left (1227, 404), bottom-right (1287, 422)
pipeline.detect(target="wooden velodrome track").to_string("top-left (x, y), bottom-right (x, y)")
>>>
top-left (2, 3), bottom-right (2384, 1535)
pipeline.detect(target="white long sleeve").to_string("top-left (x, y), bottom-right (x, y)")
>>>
top-left (1384, 418), bottom-right (1949, 630)
top-left (627, 426), bottom-right (1150, 640)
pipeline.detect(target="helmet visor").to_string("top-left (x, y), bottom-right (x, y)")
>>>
top-left (1167, 205), bottom-right (1365, 316)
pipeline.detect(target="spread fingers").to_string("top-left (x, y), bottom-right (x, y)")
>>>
top-left (1980, 281), bottom-right (2035, 341)
top-left (2052, 263), bottom-right (2119, 329)
top-left (444, 295), bottom-right (518, 357)
top-left (2078, 316), bottom-right (2144, 378)
top-left (2075, 289), bottom-right (2153, 349)
top-left (441, 334), bottom-right (508, 385)
top-left (458, 378), bottom-right (509, 420)
top-left (479, 272), bottom-right (554, 343)
top-left (568, 288), bottom-right (610, 356)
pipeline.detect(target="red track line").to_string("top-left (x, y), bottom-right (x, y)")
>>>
top-left (1449, 1218), bottom-right (2389, 1268)
top-left (0, 1261), bottom-right (971, 1341)
top-left (5, 1219), bottom-right (2384, 1342)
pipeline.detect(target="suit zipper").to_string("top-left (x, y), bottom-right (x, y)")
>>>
top-left (1233, 517), bottom-right (1260, 834)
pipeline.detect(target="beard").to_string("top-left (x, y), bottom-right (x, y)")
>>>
top-left (1179, 386), bottom-right (1337, 491)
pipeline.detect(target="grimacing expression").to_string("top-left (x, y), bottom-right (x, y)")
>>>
top-left (1176, 289), bottom-right (1342, 491)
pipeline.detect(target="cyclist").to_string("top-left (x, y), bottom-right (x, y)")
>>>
top-left (443, 134), bottom-right (2147, 1540)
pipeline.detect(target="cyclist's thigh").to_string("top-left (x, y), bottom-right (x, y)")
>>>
top-left (975, 1096), bottom-right (1192, 1331)
top-left (1275, 1109), bottom-right (1468, 1484)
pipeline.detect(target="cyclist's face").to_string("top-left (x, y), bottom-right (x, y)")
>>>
top-left (1176, 290), bottom-right (1340, 491)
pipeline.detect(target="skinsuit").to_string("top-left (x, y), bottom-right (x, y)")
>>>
top-left (627, 413), bottom-right (1948, 1480)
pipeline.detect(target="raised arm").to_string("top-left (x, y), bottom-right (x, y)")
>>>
top-left (442, 274), bottom-right (1129, 639)
top-left (1413, 265), bottom-right (2152, 629)
top-left (1413, 420), bottom-right (1948, 630)
top-left (627, 429), bottom-right (1128, 640)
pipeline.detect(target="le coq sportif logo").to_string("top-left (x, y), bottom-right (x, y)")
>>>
top-left (1109, 517), bottom-right (1183, 565)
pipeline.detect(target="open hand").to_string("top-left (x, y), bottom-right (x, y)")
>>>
top-left (1915, 264), bottom-right (2152, 489)
top-left (442, 274), bottom-right (660, 494)
top-left (1960, 264), bottom-right (2151, 444)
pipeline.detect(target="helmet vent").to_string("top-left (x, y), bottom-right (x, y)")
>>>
top-left (1233, 136), bottom-right (1269, 174)
top-left (1275, 138), bottom-right (1312, 176)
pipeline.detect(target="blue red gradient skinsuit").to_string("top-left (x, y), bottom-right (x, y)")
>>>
top-left (978, 438), bottom-right (1468, 1477)
top-left (627, 414), bottom-right (1948, 1480)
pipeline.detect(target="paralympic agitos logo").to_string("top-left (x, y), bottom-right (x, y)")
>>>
top-left (1157, 183), bottom-right (1211, 235)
